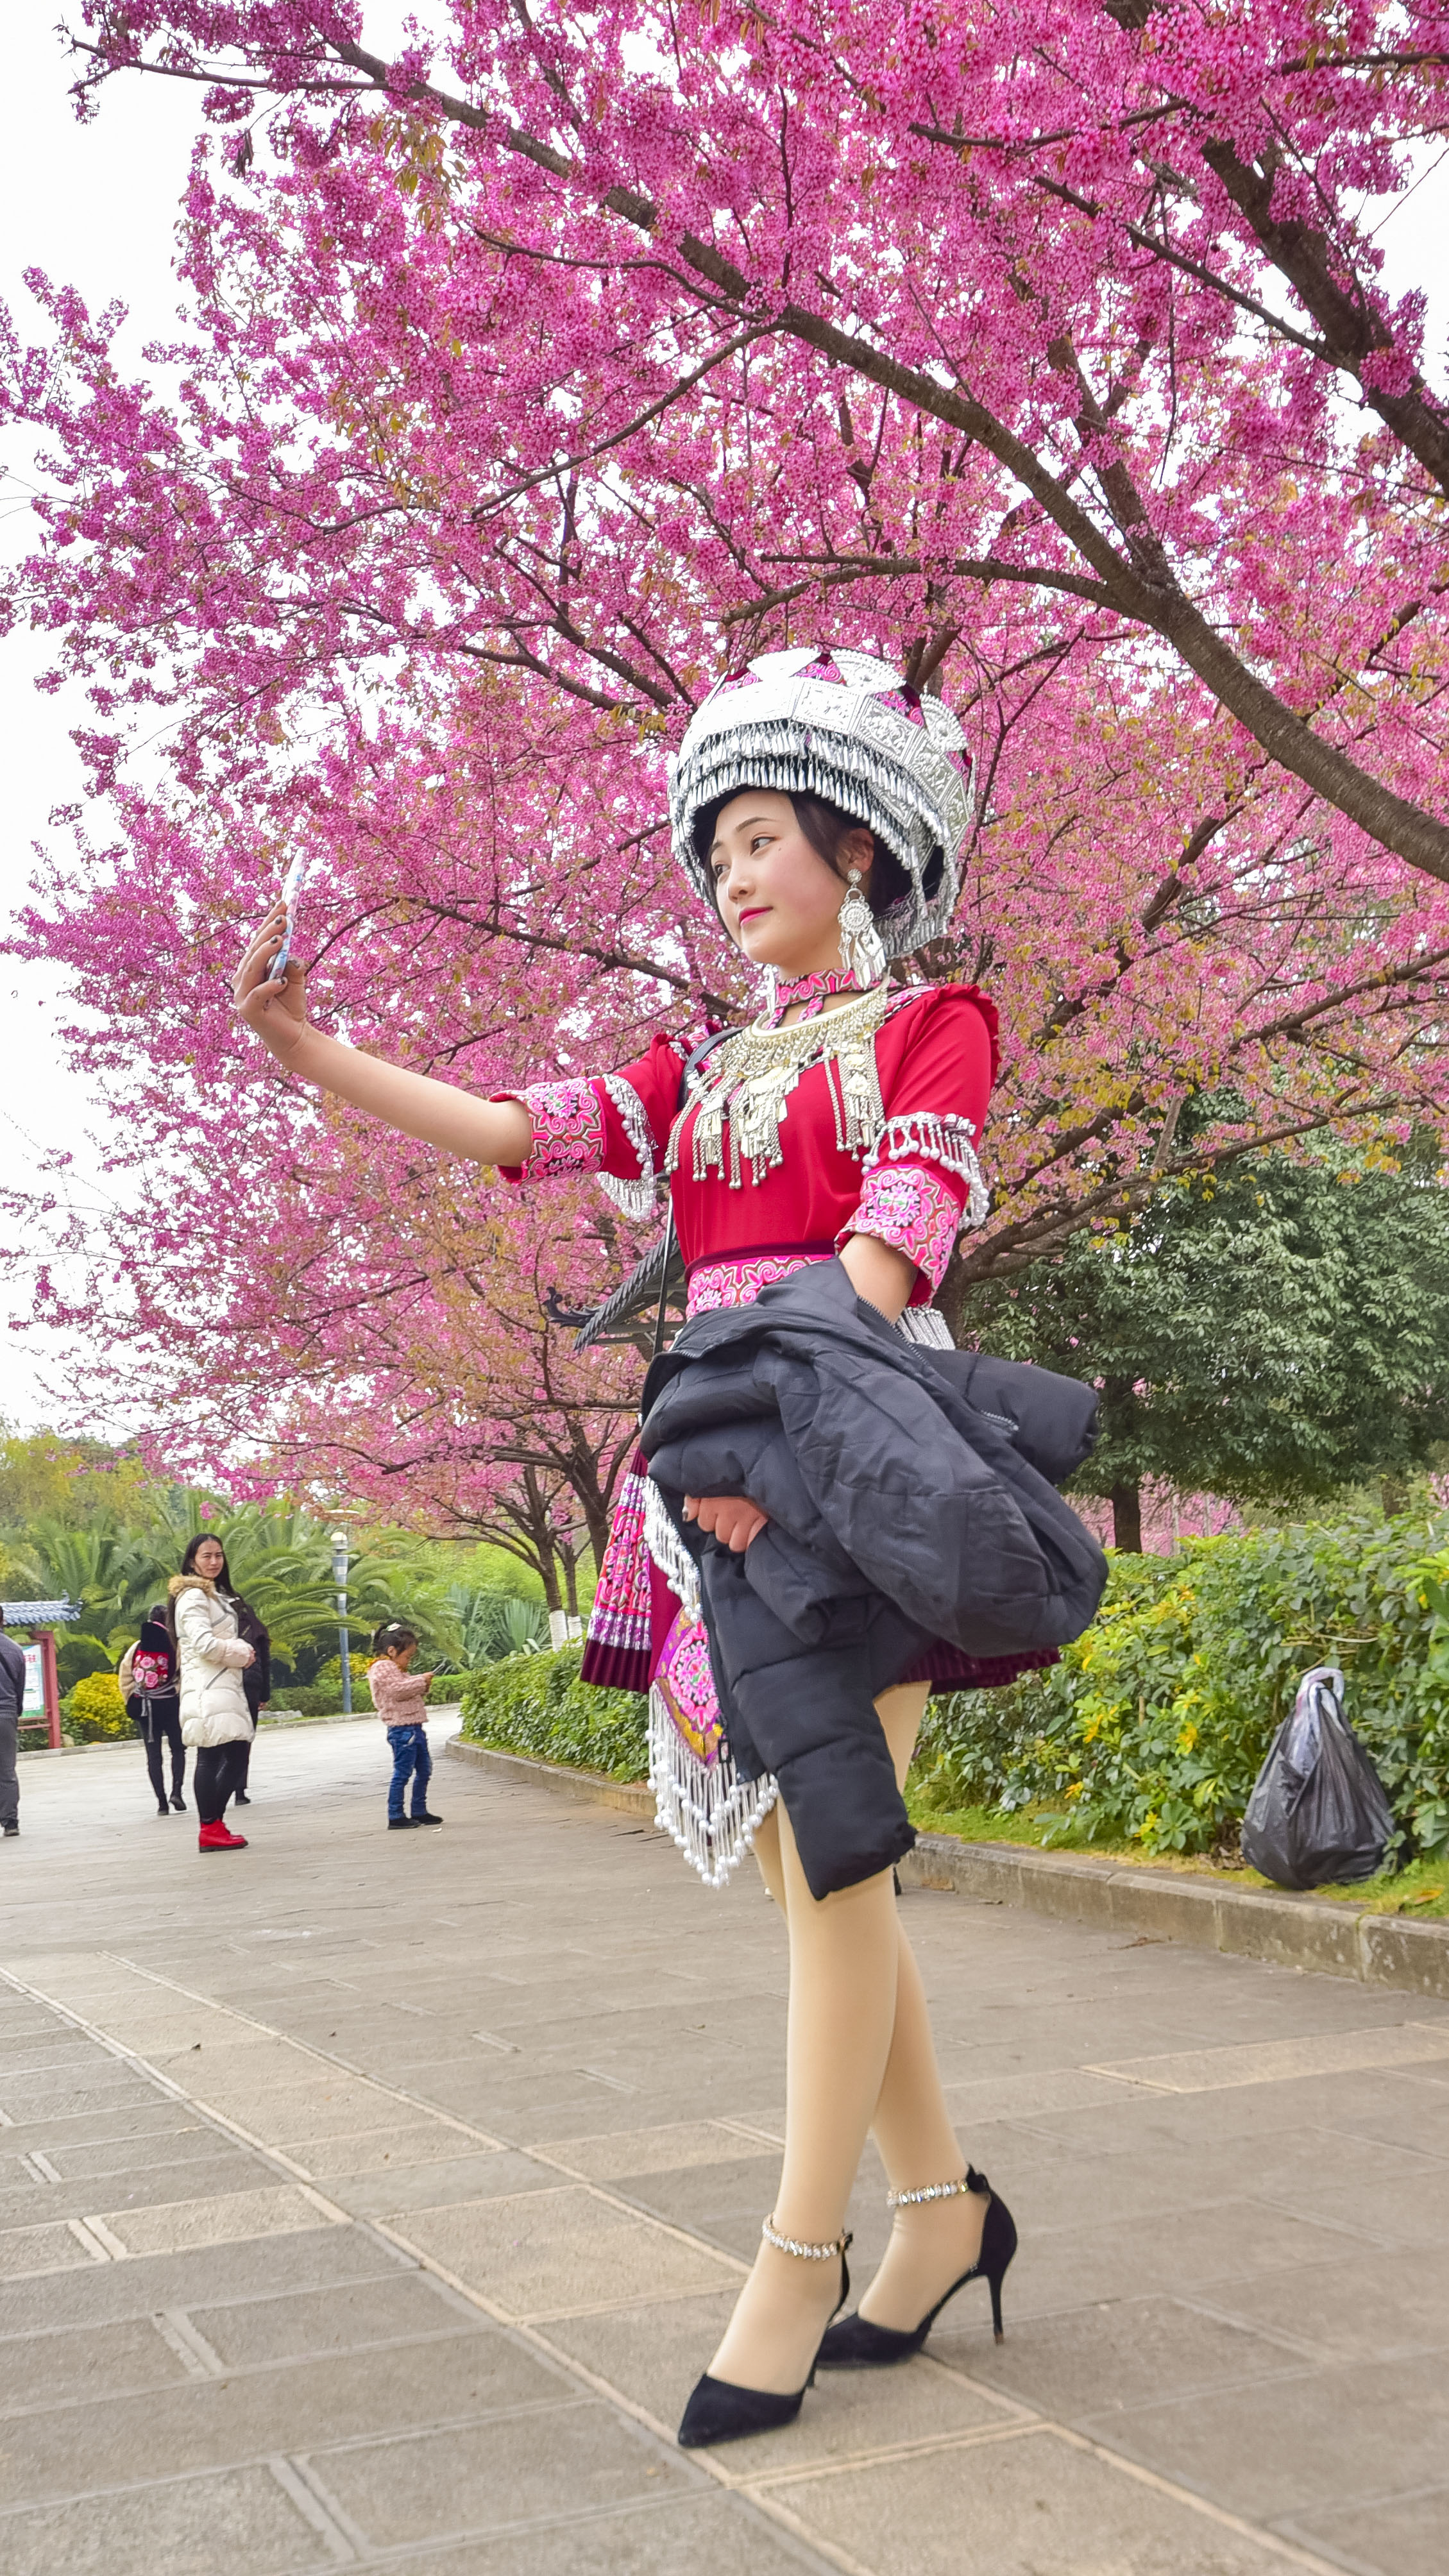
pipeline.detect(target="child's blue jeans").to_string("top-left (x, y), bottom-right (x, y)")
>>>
top-left (386, 1722), bottom-right (432, 1820)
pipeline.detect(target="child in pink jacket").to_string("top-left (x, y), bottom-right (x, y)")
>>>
top-left (368, 1623), bottom-right (443, 1831)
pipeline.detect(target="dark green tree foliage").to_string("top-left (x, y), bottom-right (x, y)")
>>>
top-left (962, 1153), bottom-right (1449, 1548)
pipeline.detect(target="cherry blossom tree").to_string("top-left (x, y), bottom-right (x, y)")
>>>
top-left (4, 0), bottom-right (1448, 1511)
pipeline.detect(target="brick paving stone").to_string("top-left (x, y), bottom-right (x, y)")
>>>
top-left (0, 1718), bottom-right (1442, 2573)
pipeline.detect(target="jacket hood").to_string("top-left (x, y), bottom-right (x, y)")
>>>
top-left (168, 1573), bottom-right (217, 1601)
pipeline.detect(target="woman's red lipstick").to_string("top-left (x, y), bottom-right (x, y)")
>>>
top-left (738, 905), bottom-right (770, 924)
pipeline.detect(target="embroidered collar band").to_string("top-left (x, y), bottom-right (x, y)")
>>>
top-left (667, 646), bottom-right (974, 961)
top-left (766, 967), bottom-right (861, 1024)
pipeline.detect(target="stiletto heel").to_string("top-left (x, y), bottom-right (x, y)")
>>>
top-left (677, 2221), bottom-right (852, 2448)
top-left (816, 2168), bottom-right (1017, 2368)
top-left (988, 2256), bottom-right (1006, 2342)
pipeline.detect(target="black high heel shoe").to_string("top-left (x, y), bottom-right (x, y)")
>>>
top-left (677, 2219), bottom-right (852, 2448)
top-left (816, 2167), bottom-right (1016, 2368)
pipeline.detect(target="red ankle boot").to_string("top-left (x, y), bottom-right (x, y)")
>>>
top-left (198, 1818), bottom-right (248, 1852)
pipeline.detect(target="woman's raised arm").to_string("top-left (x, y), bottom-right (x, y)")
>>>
top-left (233, 899), bottom-right (534, 1167)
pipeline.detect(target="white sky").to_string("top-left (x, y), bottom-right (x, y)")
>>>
top-left (0, 7), bottom-right (416, 1432)
top-left (1, 15), bottom-right (1445, 1432)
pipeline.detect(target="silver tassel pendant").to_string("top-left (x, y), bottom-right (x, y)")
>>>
top-left (836, 866), bottom-right (888, 990)
top-left (666, 985), bottom-right (900, 1188)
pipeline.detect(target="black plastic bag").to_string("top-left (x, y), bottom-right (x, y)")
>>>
top-left (1241, 1665), bottom-right (1394, 1890)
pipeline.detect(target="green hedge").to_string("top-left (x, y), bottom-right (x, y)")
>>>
top-left (453, 1519), bottom-right (1449, 1867)
top-left (913, 1514), bottom-right (1449, 1860)
top-left (459, 1648), bottom-right (648, 1781)
top-left (267, 1675), bottom-right (460, 1717)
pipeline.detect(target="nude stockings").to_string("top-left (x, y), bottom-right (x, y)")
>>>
top-left (706, 1683), bottom-right (983, 2394)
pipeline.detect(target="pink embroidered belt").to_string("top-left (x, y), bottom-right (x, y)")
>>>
top-left (684, 1247), bottom-right (834, 1316)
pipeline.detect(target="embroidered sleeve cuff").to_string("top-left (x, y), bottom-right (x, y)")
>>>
top-left (838, 1162), bottom-right (962, 1294)
top-left (864, 1112), bottom-right (988, 1228)
top-left (494, 1079), bottom-right (606, 1183)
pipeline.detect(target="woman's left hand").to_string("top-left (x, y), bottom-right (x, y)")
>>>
top-left (684, 1495), bottom-right (769, 1552)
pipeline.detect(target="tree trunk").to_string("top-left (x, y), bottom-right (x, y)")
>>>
top-left (1111, 1482), bottom-right (1144, 1552)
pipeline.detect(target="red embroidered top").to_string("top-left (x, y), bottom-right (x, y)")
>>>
top-left (500, 984), bottom-right (997, 1307)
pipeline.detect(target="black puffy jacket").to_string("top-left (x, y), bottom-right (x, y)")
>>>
top-left (640, 1258), bottom-right (1106, 1899)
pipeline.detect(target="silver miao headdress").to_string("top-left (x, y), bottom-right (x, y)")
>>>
top-left (666, 645), bottom-right (974, 960)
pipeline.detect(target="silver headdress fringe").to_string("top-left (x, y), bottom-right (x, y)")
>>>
top-left (667, 647), bottom-right (974, 962)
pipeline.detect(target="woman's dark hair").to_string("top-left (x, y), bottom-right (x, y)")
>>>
top-left (178, 1532), bottom-right (235, 1594)
top-left (372, 1621), bottom-right (418, 1657)
top-left (696, 791), bottom-right (909, 919)
top-left (790, 796), bottom-right (910, 917)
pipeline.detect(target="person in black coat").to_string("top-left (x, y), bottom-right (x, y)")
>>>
top-left (0, 1614), bottom-right (27, 1838)
top-left (233, 1599), bottom-right (270, 1804)
top-left (120, 1607), bottom-right (186, 1815)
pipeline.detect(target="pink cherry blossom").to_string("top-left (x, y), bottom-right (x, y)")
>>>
top-left (2, 1), bottom-right (1446, 1556)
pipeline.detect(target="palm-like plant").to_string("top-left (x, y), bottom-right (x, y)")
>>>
top-left (21, 1517), bottom-right (160, 1686)
top-left (0, 1538), bottom-right (41, 1600)
top-left (26, 1518), bottom-right (158, 1644)
top-left (140, 1494), bottom-right (459, 1663)
top-left (442, 1586), bottom-right (548, 1666)
top-left (20, 1485), bottom-right (495, 1688)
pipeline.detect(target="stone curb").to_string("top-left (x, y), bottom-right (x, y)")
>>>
top-left (445, 1738), bottom-right (1449, 2001)
top-left (446, 1735), bottom-right (655, 1818)
top-left (905, 1835), bottom-right (1449, 2001)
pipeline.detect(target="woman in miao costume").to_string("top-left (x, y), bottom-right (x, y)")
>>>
top-left (235, 646), bottom-right (1024, 2446)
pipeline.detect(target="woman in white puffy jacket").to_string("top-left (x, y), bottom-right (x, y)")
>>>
top-left (169, 1534), bottom-right (255, 1852)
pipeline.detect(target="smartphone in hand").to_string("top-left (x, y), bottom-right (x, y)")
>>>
top-left (270, 852), bottom-right (312, 981)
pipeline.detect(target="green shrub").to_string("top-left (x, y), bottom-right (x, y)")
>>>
top-left (913, 1513), bottom-right (1449, 1860)
top-left (267, 1680), bottom-right (369, 1716)
top-left (267, 1673), bottom-right (458, 1718)
top-left (65, 1671), bottom-right (133, 1743)
top-left (55, 1635), bottom-right (114, 1695)
top-left (267, 1684), bottom-right (340, 1717)
top-left (459, 1648), bottom-right (647, 1781)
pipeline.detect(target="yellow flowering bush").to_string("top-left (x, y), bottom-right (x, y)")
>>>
top-left (65, 1672), bottom-right (132, 1743)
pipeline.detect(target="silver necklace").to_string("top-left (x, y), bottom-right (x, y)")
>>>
top-left (666, 986), bottom-right (902, 1189)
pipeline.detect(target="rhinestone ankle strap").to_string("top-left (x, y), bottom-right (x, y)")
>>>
top-left (886, 2168), bottom-right (987, 2210)
top-left (761, 2214), bottom-right (853, 2260)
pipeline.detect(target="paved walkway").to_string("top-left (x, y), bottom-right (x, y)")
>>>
top-left (0, 1719), bottom-right (1444, 2575)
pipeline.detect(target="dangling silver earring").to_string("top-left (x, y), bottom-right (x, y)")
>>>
top-left (836, 865), bottom-right (887, 988)
top-left (760, 962), bottom-right (779, 1021)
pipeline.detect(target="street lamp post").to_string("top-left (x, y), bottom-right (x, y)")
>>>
top-left (330, 1532), bottom-right (352, 1716)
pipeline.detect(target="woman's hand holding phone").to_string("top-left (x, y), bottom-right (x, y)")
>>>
top-left (230, 893), bottom-right (535, 1169)
top-left (233, 899), bottom-right (312, 1063)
